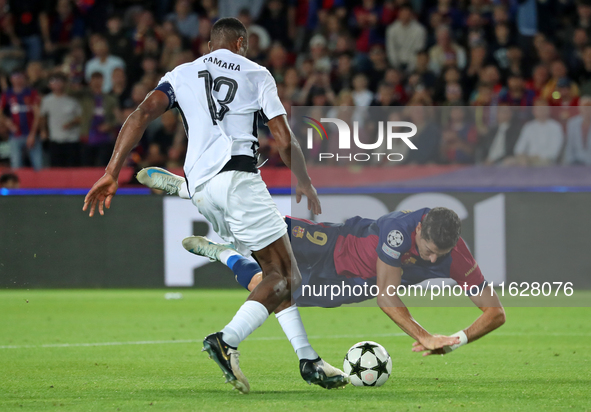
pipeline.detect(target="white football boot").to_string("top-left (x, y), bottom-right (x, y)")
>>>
top-left (137, 167), bottom-right (185, 195)
top-left (182, 236), bottom-right (236, 262)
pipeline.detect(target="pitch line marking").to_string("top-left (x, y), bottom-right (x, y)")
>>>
top-left (1, 332), bottom-right (590, 350)
top-left (0, 333), bottom-right (406, 349)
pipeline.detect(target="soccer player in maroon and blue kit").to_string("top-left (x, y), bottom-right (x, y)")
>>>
top-left (182, 206), bottom-right (505, 357)
top-left (0, 70), bottom-right (42, 169)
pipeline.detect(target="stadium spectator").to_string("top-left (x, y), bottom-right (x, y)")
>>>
top-left (331, 52), bottom-right (355, 94)
top-left (526, 64), bottom-right (550, 97)
top-left (479, 104), bottom-right (523, 164)
top-left (160, 33), bottom-right (185, 73)
top-left (463, 42), bottom-right (487, 96)
top-left (201, 0), bottom-right (219, 21)
top-left (166, 0), bottom-right (200, 41)
top-left (39, 72), bottom-right (82, 167)
top-left (541, 61), bottom-right (579, 101)
top-left (565, 28), bottom-right (588, 74)
top-left (40, 0), bottom-right (85, 63)
top-left (0, 171), bottom-right (19, 188)
top-left (428, 26), bottom-right (467, 75)
top-left (404, 105), bottom-right (441, 164)
top-left (440, 106), bottom-right (478, 164)
top-left (143, 110), bottom-right (179, 168)
top-left (0, 118), bottom-right (10, 166)
top-left (307, 34), bottom-right (331, 74)
top-left (491, 23), bottom-right (512, 71)
top-left (130, 11), bottom-right (159, 57)
top-left (366, 45), bottom-right (389, 92)
top-left (60, 45), bottom-right (86, 89)
top-left (0, 69), bottom-right (42, 170)
top-left (496, 73), bottom-right (535, 106)
top-left (267, 43), bottom-right (290, 81)
top-left (576, 44), bottom-right (591, 95)
top-left (256, 0), bottom-right (292, 49)
top-left (383, 67), bottom-right (408, 104)
top-left (504, 45), bottom-right (527, 80)
top-left (442, 82), bottom-right (464, 106)
top-left (350, 0), bottom-right (383, 53)
top-left (282, 67), bottom-right (302, 103)
top-left (509, 99), bottom-right (564, 166)
top-left (351, 73), bottom-right (373, 107)
top-left (26, 61), bottom-right (49, 95)
top-left (104, 15), bottom-right (133, 63)
top-left (385, 5), bottom-right (427, 72)
top-left (4, 0), bottom-right (44, 62)
top-left (111, 68), bottom-right (131, 109)
top-left (0, 0), bottom-right (26, 74)
top-left (122, 82), bottom-right (149, 120)
top-left (237, 8), bottom-right (271, 51)
top-left (549, 78), bottom-right (580, 124)
top-left (563, 96), bottom-right (591, 165)
top-left (407, 51), bottom-right (437, 95)
top-left (218, 0), bottom-right (265, 20)
top-left (84, 36), bottom-right (125, 93)
top-left (191, 16), bottom-right (213, 57)
top-left (371, 82), bottom-right (400, 107)
top-left (76, 72), bottom-right (119, 166)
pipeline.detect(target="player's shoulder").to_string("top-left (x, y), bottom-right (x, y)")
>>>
top-left (377, 208), bottom-right (429, 236)
top-left (376, 209), bottom-right (428, 258)
top-left (451, 237), bottom-right (474, 260)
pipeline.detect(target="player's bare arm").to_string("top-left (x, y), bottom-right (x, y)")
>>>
top-left (83, 90), bottom-right (170, 217)
top-left (375, 257), bottom-right (460, 351)
top-left (465, 289), bottom-right (506, 342)
top-left (412, 288), bottom-right (506, 356)
top-left (267, 114), bottom-right (321, 215)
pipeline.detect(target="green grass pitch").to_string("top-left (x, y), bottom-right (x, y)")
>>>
top-left (1, 290), bottom-right (590, 411)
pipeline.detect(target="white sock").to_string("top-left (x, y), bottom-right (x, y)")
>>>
top-left (276, 305), bottom-right (319, 361)
top-left (178, 183), bottom-right (191, 199)
top-left (219, 248), bottom-right (240, 266)
top-left (221, 300), bottom-right (269, 348)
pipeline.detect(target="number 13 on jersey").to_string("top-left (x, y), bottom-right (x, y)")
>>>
top-left (198, 70), bottom-right (237, 125)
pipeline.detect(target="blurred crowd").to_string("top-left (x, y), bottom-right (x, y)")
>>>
top-left (1, 0), bottom-right (591, 171)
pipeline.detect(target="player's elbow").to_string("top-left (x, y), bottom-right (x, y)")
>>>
top-left (376, 294), bottom-right (390, 309)
top-left (134, 106), bottom-right (154, 124)
top-left (492, 306), bottom-right (506, 328)
top-left (275, 135), bottom-right (292, 151)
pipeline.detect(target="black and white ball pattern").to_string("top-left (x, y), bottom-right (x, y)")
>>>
top-left (343, 341), bottom-right (392, 387)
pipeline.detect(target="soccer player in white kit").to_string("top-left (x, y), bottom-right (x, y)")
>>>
top-left (83, 18), bottom-right (348, 394)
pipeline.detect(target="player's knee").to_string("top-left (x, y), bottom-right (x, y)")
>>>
top-left (267, 270), bottom-right (289, 298)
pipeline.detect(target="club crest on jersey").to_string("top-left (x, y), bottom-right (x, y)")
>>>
top-left (387, 230), bottom-right (404, 247)
top-left (292, 226), bottom-right (305, 238)
top-left (204, 56), bottom-right (240, 71)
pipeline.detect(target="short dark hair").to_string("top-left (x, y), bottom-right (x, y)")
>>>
top-left (0, 172), bottom-right (19, 185)
top-left (421, 207), bottom-right (461, 250)
top-left (211, 17), bottom-right (247, 44)
top-left (49, 72), bottom-right (67, 82)
top-left (90, 71), bottom-right (104, 79)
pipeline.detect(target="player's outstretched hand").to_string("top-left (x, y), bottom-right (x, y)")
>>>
top-left (296, 181), bottom-right (322, 215)
top-left (412, 334), bottom-right (460, 357)
top-left (83, 173), bottom-right (118, 217)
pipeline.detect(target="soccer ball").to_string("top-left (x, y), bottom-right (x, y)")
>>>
top-left (343, 341), bottom-right (392, 387)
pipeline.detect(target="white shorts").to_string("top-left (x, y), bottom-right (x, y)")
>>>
top-left (191, 171), bottom-right (287, 256)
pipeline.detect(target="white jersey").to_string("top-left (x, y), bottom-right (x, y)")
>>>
top-left (156, 48), bottom-right (286, 195)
